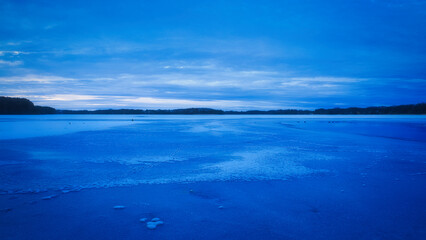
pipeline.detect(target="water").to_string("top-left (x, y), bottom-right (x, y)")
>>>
top-left (0, 115), bottom-right (425, 239)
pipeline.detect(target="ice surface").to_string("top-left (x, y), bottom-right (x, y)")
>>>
top-left (0, 115), bottom-right (141, 140)
top-left (1, 115), bottom-right (426, 239)
top-left (0, 115), bottom-right (425, 195)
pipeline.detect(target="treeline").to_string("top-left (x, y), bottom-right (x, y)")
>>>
top-left (313, 104), bottom-right (426, 114)
top-left (1, 96), bottom-right (426, 115)
top-left (0, 96), bottom-right (55, 114)
top-left (57, 108), bottom-right (226, 115)
top-left (56, 104), bottom-right (426, 115)
top-left (57, 108), bottom-right (312, 114)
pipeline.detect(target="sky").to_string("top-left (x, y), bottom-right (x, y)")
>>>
top-left (0, 0), bottom-right (425, 110)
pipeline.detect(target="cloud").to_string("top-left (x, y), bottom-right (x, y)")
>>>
top-left (110, 71), bottom-right (362, 95)
top-left (0, 51), bottom-right (27, 56)
top-left (114, 69), bottom-right (286, 90)
top-left (118, 96), bottom-right (252, 109)
top-left (0, 60), bottom-right (23, 66)
top-left (0, 36), bottom-right (284, 60)
top-left (0, 70), bottom-right (369, 107)
top-left (44, 23), bottom-right (60, 30)
top-left (40, 94), bottom-right (101, 101)
top-left (0, 75), bottom-right (75, 83)
top-left (7, 94), bottom-right (285, 110)
top-left (3, 72), bottom-right (424, 110)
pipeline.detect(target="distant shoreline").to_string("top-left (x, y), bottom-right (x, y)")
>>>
top-left (1, 96), bottom-right (426, 115)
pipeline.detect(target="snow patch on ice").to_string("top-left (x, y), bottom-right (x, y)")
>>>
top-left (185, 121), bottom-right (241, 134)
top-left (41, 195), bottom-right (58, 200)
top-left (118, 156), bottom-right (186, 165)
top-left (199, 148), bottom-right (318, 181)
top-left (146, 218), bottom-right (164, 230)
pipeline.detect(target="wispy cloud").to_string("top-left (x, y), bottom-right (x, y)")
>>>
top-left (0, 75), bottom-right (75, 83)
top-left (41, 94), bottom-right (101, 101)
top-left (3, 71), bottom-right (423, 110)
top-left (117, 96), bottom-right (266, 109)
top-left (8, 94), bottom-right (285, 110)
top-left (0, 51), bottom-right (28, 56)
top-left (0, 60), bottom-right (23, 66)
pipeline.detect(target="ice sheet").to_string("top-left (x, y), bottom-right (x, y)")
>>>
top-left (0, 115), bottom-right (425, 194)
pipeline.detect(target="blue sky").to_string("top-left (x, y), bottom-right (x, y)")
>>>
top-left (0, 0), bottom-right (425, 110)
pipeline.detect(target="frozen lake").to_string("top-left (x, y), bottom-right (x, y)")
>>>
top-left (0, 115), bottom-right (425, 239)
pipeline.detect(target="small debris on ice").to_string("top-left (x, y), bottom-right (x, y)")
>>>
top-left (113, 205), bottom-right (126, 209)
top-left (218, 205), bottom-right (224, 209)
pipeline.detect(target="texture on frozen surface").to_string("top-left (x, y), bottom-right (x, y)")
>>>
top-left (0, 115), bottom-right (425, 195)
top-left (0, 115), bottom-right (425, 240)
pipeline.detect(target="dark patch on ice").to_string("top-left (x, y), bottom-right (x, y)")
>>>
top-left (189, 189), bottom-right (218, 200)
top-left (0, 208), bottom-right (12, 213)
top-left (280, 123), bottom-right (303, 130)
top-left (309, 207), bottom-right (320, 213)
